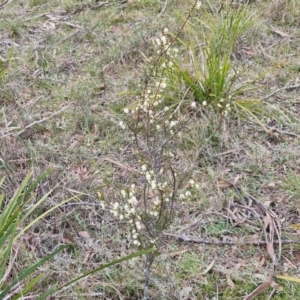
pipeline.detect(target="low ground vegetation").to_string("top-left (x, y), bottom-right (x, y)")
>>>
top-left (1, 0), bottom-right (300, 299)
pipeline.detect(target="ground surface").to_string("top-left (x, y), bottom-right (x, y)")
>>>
top-left (1, 0), bottom-right (300, 299)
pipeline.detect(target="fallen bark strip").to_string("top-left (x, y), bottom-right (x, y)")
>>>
top-left (163, 232), bottom-right (298, 246)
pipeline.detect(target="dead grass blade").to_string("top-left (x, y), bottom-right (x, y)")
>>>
top-left (263, 212), bottom-right (276, 267)
top-left (243, 273), bottom-right (276, 300)
top-left (262, 207), bottom-right (282, 268)
top-left (234, 187), bottom-right (282, 267)
top-left (104, 157), bottom-right (136, 173)
top-left (276, 275), bottom-right (300, 283)
top-left (235, 188), bottom-right (282, 300)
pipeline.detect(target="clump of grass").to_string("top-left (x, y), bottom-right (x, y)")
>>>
top-left (150, 2), bottom-right (286, 132)
top-left (156, 4), bottom-right (256, 116)
top-left (0, 171), bottom-right (70, 299)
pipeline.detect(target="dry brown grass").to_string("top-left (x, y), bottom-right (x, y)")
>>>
top-left (1, 0), bottom-right (300, 299)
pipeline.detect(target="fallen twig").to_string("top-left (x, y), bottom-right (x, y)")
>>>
top-left (262, 84), bottom-right (300, 100)
top-left (104, 157), bottom-right (137, 173)
top-left (157, 0), bottom-right (168, 18)
top-left (1, 106), bottom-right (69, 138)
top-left (61, 202), bottom-right (101, 207)
top-left (267, 127), bottom-right (300, 138)
top-left (162, 232), bottom-right (297, 246)
top-left (70, 0), bottom-right (109, 15)
top-left (269, 25), bottom-right (291, 38)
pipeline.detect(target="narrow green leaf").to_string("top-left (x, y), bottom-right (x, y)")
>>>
top-left (0, 222), bottom-right (16, 253)
top-left (174, 66), bottom-right (203, 101)
top-left (0, 245), bottom-right (69, 298)
top-left (0, 224), bottom-right (17, 281)
top-left (0, 177), bottom-right (5, 205)
top-left (20, 169), bottom-right (53, 202)
top-left (0, 182), bottom-right (25, 229)
top-left (0, 206), bottom-right (21, 237)
top-left (15, 194), bottom-right (79, 241)
top-left (36, 284), bottom-right (57, 300)
top-left (57, 247), bottom-right (156, 292)
top-left (11, 274), bottom-right (44, 300)
top-left (277, 274), bottom-right (300, 284)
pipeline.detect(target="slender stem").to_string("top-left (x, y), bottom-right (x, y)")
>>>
top-left (154, 0), bottom-right (198, 64)
top-left (143, 253), bottom-right (155, 300)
